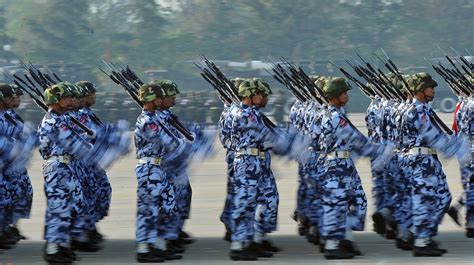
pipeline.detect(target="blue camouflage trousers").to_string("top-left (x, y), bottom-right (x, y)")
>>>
top-left (393, 154), bottom-right (413, 233)
top-left (71, 160), bottom-right (97, 235)
top-left (307, 151), bottom-right (322, 228)
top-left (4, 168), bottom-right (33, 224)
top-left (0, 173), bottom-right (12, 228)
top-left (460, 162), bottom-right (474, 222)
top-left (43, 161), bottom-right (85, 243)
top-left (320, 158), bottom-right (367, 240)
top-left (136, 163), bottom-right (177, 243)
top-left (220, 150), bottom-right (234, 230)
top-left (93, 166), bottom-right (112, 222)
top-left (408, 155), bottom-right (451, 239)
top-left (172, 172), bottom-right (192, 232)
top-left (231, 155), bottom-right (262, 242)
top-left (294, 161), bottom-right (308, 220)
top-left (255, 154), bottom-right (279, 235)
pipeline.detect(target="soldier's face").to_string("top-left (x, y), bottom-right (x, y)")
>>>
top-left (259, 95), bottom-right (269, 108)
top-left (251, 93), bottom-right (264, 106)
top-left (162, 96), bottom-right (176, 109)
top-left (423, 87), bottom-right (435, 102)
top-left (338, 91), bottom-right (349, 106)
top-left (4, 96), bottom-right (20, 108)
top-left (59, 97), bottom-right (75, 111)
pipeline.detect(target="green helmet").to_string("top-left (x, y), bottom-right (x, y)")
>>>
top-left (152, 80), bottom-right (180, 97)
top-left (138, 83), bottom-right (165, 102)
top-left (76, 81), bottom-right (97, 96)
top-left (311, 75), bottom-right (329, 89)
top-left (323, 77), bottom-right (352, 99)
top-left (0, 83), bottom-right (18, 98)
top-left (407, 72), bottom-right (437, 93)
top-left (238, 79), bottom-right (268, 98)
top-left (11, 84), bottom-right (24, 96)
top-left (251, 78), bottom-right (272, 95)
top-left (230, 77), bottom-right (245, 90)
top-left (44, 82), bottom-right (75, 105)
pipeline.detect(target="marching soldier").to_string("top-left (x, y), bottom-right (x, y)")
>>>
top-left (401, 72), bottom-right (469, 256)
top-left (134, 82), bottom-right (186, 262)
top-left (318, 77), bottom-right (393, 259)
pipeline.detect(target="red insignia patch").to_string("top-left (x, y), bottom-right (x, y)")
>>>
top-left (339, 117), bottom-right (347, 127)
top-left (60, 124), bottom-right (68, 131)
top-left (421, 114), bottom-right (428, 123)
top-left (248, 114), bottom-right (257, 123)
top-left (149, 123), bottom-right (159, 132)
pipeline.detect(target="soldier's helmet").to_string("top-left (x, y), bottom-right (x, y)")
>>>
top-left (407, 72), bottom-right (437, 93)
top-left (138, 83), bottom-right (165, 102)
top-left (230, 77), bottom-right (245, 90)
top-left (386, 72), bottom-right (410, 94)
top-left (0, 83), bottom-right (19, 98)
top-left (238, 79), bottom-right (267, 98)
top-left (251, 78), bottom-right (272, 96)
top-left (11, 83), bottom-right (24, 96)
top-left (44, 82), bottom-right (75, 105)
top-left (322, 77), bottom-right (352, 99)
top-left (151, 80), bottom-right (180, 97)
top-left (66, 82), bottom-right (85, 98)
top-left (76, 81), bottom-right (97, 96)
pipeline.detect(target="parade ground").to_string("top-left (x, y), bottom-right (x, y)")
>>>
top-left (1, 113), bottom-right (473, 265)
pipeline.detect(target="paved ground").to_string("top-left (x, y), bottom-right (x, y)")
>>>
top-left (1, 113), bottom-right (473, 265)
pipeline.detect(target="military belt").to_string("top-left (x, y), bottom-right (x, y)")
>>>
top-left (326, 150), bottom-right (351, 159)
top-left (408, 147), bottom-right (437, 155)
top-left (138, 157), bottom-right (162, 165)
top-left (235, 148), bottom-right (260, 156)
top-left (46, 155), bottom-right (71, 164)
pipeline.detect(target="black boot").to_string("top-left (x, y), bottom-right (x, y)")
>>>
top-left (167, 240), bottom-right (185, 253)
top-left (44, 251), bottom-right (74, 264)
top-left (9, 227), bottom-right (27, 240)
top-left (0, 233), bottom-right (16, 249)
top-left (223, 231), bottom-right (231, 242)
top-left (339, 239), bottom-right (362, 256)
top-left (136, 252), bottom-right (165, 263)
top-left (59, 246), bottom-right (77, 261)
top-left (229, 246), bottom-right (258, 261)
top-left (447, 206), bottom-right (461, 226)
top-left (466, 228), bottom-right (474, 238)
top-left (324, 248), bottom-right (354, 260)
top-left (150, 245), bottom-right (182, 260)
top-left (88, 229), bottom-right (104, 244)
top-left (396, 238), bottom-right (413, 251)
top-left (71, 239), bottom-right (101, 252)
top-left (413, 245), bottom-right (443, 257)
top-left (429, 240), bottom-right (447, 254)
top-left (385, 222), bottom-right (398, 240)
top-left (178, 231), bottom-right (196, 245)
top-left (261, 240), bottom-right (281, 252)
top-left (248, 242), bottom-right (273, 258)
top-left (298, 217), bottom-right (310, 236)
top-left (372, 212), bottom-right (386, 235)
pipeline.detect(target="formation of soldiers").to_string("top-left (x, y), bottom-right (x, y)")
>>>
top-left (0, 58), bottom-right (472, 263)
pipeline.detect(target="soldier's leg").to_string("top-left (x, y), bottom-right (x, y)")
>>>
top-left (411, 157), bottom-right (443, 256)
top-left (465, 170), bottom-right (474, 237)
top-left (320, 160), bottom-right (354, 259)
top-left (0, 174), bottom-right (14, 248)
top-left (220, 151), bottom-right (234, 239)
top-left (229, 157), bottom-right (259, 260)
top-left (371, 158), bottom-right (390, 235)
top-left (95, 167), bottom-right (112, 222)
top-left (43, 162), bottom-right (75, 262)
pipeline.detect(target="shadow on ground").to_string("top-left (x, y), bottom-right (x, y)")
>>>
top-left (1, 231), bottom-right (473, 265)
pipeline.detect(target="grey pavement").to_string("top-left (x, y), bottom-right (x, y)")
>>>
top-left (1, 113), bottom-right (473, 265)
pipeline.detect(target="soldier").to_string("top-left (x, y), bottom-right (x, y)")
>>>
top-left (152, 79), bottom-right (195, 251)
top-left (39, 83), bottom-right (94, 263)
top-left (229, 79), bottom-right (288, 261)
top-left (318, 77), bottom-right (393, 259)
top-left (76, 81), bottom-right (110, 243)
top-left (134, 82), bottom-right (186, 262)
top-left (401, 72), bottom-right (469, 256)
top-left (219, 77), bottom-right (244, 241)
top-left (0, 83), bottom-right (32, 243)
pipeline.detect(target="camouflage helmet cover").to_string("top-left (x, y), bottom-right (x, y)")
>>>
top-left (44, 82), bottom-right (75, 105)
top-left (0, 83), bottom-right (19, 98)
top-left (323, 77), bottom-right (352, 99)
top-left (238, 79), bottom-right (269, 98)
top-left (152, 80), bottom-right (180, 97)
top-left (76, 81), bottom-right (97, 96)
top-left (138, 83), bottom-right (165, 102)
top-left (407, 72), bottom-right (437, 93)
top-left (251, 78), bottom-right (272, 95)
